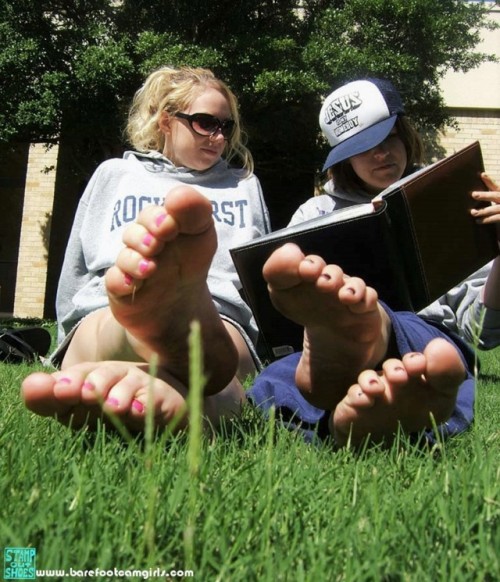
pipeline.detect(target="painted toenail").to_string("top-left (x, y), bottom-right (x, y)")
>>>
top-left (124, 273), bottom-right (133, 286)
top-left (155, 213), bottom-right (167, 227)
top-left (82, 381), bottom-right (94, 391)
top-left (139, 259), bottom-right (149, 274)
top-left (368, 379), bottom-right (379, 385)
top-left (132, 400), bottom-right (144, 413)
top-left (345, 287), bottom-right (356, 295)
top-left (320, 273), bottom-right (332, 280)
top-left (58, 377), bottom-right (71, 384)
top-left (142, 233), bottom-right (154, 247)
top-left (106, 397), bottom-right (120, 407)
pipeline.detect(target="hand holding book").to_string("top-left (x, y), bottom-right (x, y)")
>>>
top-left (470, 173), bottom-right (500, 237)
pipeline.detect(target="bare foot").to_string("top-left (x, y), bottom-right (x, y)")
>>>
top-left (331, 338), bottom-right (466, 447)
top-left (262, 243), bottom-right (391, 410)
top-left (21, 362), bottom-right (244, 433)
top-left (104, 185), bottom-right (238, 395)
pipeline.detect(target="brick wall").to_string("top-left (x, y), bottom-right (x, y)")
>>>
top-left (13, 143), bottom-right (59, 318)
top-left (440, 109), bottom-right (500, 180)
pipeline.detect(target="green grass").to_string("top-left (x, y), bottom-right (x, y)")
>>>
top-left (0, 324), bottom-right (499, 581)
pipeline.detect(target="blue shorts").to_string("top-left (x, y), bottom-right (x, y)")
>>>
top-left (247, 306), bottom-right (476, 444)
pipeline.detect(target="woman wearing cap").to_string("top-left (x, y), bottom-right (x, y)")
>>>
top-left (292, 78), bottom-right (500, 351)
top-left (248, 78), bottom-right (497, 448)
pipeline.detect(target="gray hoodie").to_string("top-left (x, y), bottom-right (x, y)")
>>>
top-left (289, 183), bottom-right (500, 350)
top-left (56, 151), bottom-right (271, 344)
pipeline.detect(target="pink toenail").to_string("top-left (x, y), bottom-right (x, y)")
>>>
top-left (124, 273), bottom-right (133, 286)
top-left (368, 379), bottom-right (379, 386)
top-left (139, 259), bottom-right (149, 274)
top-left (58, 377), bottom-right (71, 384)
top-left (132, 400), bottom-right (144, 413)
top-left (155, 213), bottom-right (167, 227)
top-left (82, 381), bottom-right (94, 391)
top-left (106, 397), bottom-right (120, 407)
top-left (142, 233), bottom-right (154, 247)
top-left (320, 273), bottom-right (332, 280)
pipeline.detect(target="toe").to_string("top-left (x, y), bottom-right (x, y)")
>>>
top-left (381, 358), bottom-right (411, 383)
top-left (298, 255), bottom-right (327, 281)
top-left (122, 223), bottom-right (164, 257)
top-left (338, 276), bottom-right (366, 303)
top-left (357, 370), bottom-right (386, 396)
top-left (343, 381), bottom-right (377, 409)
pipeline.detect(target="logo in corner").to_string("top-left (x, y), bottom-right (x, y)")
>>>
top-left (3, 548), bottom-right (37, 580)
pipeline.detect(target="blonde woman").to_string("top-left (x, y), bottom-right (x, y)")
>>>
top-left (22, 66), bottom-right (271, 431)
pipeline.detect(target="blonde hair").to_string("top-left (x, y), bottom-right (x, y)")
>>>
top-left (126, 66), bottom-right (253, 174)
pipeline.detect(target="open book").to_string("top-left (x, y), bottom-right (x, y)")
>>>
top-left (230, 141), bottom-right (498, 361)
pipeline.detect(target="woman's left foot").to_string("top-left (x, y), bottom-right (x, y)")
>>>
top-left (331, 338), bottom-right (466, 447)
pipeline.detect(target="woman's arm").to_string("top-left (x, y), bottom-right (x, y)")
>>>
top-left (471, 173), bottom-right (500, 310)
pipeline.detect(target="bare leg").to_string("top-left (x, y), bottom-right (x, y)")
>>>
top-left (331, 338), bottom-right (466, 447)
top-left (263, 243), bottom-right (391, 410)
top-left (65, 185), bottom-right (247, 395)
top-left (21, 362), bottom-right (245, 432)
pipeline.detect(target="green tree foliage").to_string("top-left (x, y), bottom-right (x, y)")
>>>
top-left (0, 0), bottom-right (496, 222)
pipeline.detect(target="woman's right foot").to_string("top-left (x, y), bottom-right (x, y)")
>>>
top-left (104, 185), bottom-right (238, 395)
top-left (262, 243), bottom-right (391, 410)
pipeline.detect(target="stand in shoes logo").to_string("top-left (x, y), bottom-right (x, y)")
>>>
top-left (3, 548), bottom-right (36, 580)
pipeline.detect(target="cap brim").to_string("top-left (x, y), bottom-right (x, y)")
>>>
top-left (322, 115), bottom-right (398, 171)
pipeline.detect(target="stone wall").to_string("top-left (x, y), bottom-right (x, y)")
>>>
top-left (440, 109), bottom-right (500, 179)
top-left (13, 144), bottom-right (58, 318)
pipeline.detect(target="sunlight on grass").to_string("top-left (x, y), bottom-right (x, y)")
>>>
top-left (0, 322), bottom-right (499, 581)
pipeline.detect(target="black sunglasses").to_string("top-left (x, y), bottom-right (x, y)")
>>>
top-left (174, 112), bottom-right (235, 140)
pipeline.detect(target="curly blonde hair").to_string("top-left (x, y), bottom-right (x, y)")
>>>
top-left (126, 66), bottom-right (253, 174)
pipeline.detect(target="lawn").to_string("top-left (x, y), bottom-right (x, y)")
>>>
top-left (0, 323), bottom-right (499, 581)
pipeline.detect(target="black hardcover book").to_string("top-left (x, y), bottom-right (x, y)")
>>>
top-left (231, 141), bottom-right (498, 361)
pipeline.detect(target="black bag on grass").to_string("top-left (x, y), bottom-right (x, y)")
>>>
top-left (0, 327), bottom-right (52, 363)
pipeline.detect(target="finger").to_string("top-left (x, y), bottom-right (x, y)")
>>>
top-left (480, 172), bottom-right (500, 193)
top-left (471, 205), bottom-right (500, 224)
top-left (472, 191), bottom-right (500, 205)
